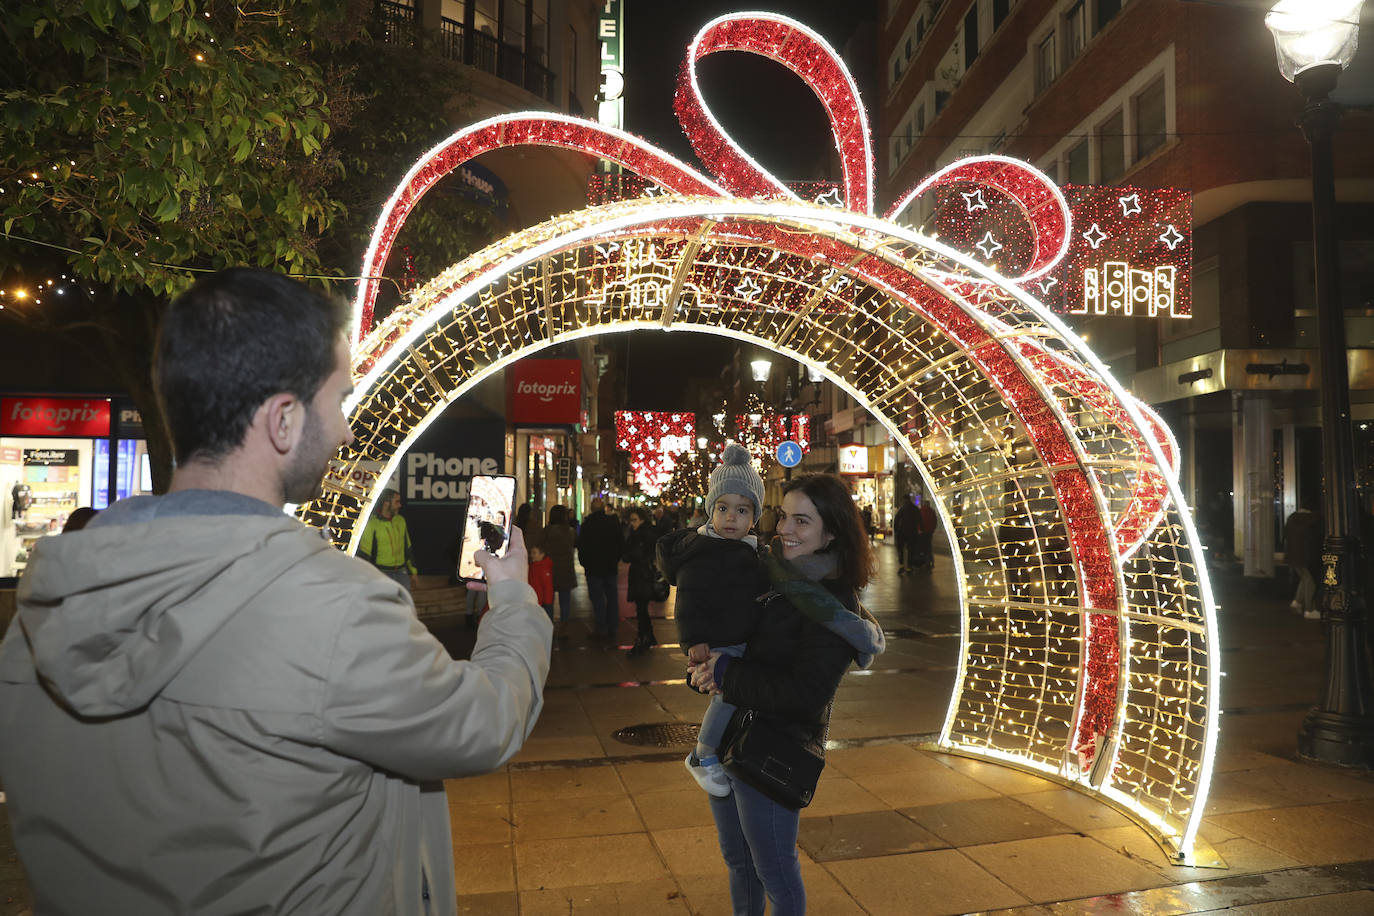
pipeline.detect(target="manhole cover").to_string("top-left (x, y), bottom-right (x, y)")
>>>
top-left (612, 722), bottom-right (700, 747)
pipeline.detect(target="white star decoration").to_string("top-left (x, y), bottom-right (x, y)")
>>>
top-left (1159, 225), bottom-right (1185, 250)
top-left (975, 231), bottom-right (1003, 260)
top-left (642, 185), bottom-right (664, 197)
top-left (962, 188), bottom-right (988, 212)
top-left (814, 187), bottom-right (843, 207)
top-left (594, 241), bottom-right (621, 258)
top-left (1082, 223), bottom-right (1107, 249)
top-left (1038, 277), bottom-right (1059, 295)
top-left (734, 276), bottom-right (764, 300)
top-left (1118, 193), bottom-right (1141, 217)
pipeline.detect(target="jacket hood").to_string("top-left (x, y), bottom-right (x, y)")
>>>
top-left (14, 514), bottom-right (333, 717)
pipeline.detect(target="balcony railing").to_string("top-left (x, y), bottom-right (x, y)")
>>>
top-left (374, 3), bottom-right (556, 104)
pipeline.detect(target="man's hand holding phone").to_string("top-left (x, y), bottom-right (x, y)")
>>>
top-left (468, 525), bottom-right (528, 591)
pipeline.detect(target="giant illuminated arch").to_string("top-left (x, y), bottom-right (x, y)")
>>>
top-left (302, 12), bottom-right (1220, 866)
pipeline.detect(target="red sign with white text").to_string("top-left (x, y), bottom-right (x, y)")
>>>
top-left (506, 360), bottom-right (582, 425)
top-left (1, 397), bottom-right (111, 437)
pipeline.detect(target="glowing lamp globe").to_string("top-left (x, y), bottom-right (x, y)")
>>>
top-left (1266, 1), bottom-right (1362, 82)
top-left (750, 358), bottom-right (772, 383)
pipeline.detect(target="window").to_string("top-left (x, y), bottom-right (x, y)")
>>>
top-left (893, 58), bottom-right (903, 86)
top-left (1134, 76), bottom-right (1166, 160)
top-left (963, 7), bottom-right (980, 70)
top-left (993, 0), bottom-right (1011, 30)
top-left (936, 90), bottom-right (950, 113)
top-left (1064, 2), bottom-right (1086, 65)
top-left (1066, 139), bottom-right (1090, 184)
top-left (916, 104), bottom-right (926, 134)
top-left (1043, 160), bottom-right (1060, 184)
top-left (1036, 32), bottom-right (1056, 93)
top-left (1097, 110), bottom-right (1124, 183)
top-left (1094, 0), bottom-right (1122, 34)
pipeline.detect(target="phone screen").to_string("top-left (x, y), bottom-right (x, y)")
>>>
top-left (457, 474), bottom-right (517, 580)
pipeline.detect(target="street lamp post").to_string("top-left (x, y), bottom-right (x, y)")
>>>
top-left (1266, 1), bottom-right (1374, 766)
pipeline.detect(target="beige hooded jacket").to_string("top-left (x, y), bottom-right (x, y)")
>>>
top-left (0, 493), bottom-right (552, 915)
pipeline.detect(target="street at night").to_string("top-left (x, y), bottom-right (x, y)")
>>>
top-left (4, 1), bottom-right (1374, 914)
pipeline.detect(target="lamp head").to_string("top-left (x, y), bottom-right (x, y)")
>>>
top-left (750, 358), bottom-right (772, 383)
top-left (806, 364), bottom-right (824, 383)
top-left (1266, 1), bottom-right (1362, 83)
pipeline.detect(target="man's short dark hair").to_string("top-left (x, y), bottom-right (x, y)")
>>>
top-left (155, 268), bottom-right (350, 465)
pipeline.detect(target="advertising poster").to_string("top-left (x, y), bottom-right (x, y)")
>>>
top-left (398, 416), bottom-right (506, 576)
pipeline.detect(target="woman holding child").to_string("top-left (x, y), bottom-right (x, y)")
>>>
top-left (684, 469), bottom-right (885, 916)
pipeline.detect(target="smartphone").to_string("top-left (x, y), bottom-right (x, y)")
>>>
top-left (456, 474), bottom-right (517, 581)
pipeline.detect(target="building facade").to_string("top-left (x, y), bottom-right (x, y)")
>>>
top-left (877, 0), bottom-right (1374, 574)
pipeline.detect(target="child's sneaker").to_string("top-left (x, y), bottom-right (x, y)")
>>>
top-left (685, 752), bottom-right (731, 797)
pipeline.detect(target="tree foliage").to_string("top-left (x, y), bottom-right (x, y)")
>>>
top-left (0, 0), bottom-right (494, 491)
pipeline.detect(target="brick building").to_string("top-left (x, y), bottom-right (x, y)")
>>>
top-left (877, 0), bottom-right (1374, 573)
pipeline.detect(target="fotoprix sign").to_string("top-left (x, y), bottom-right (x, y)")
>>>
top-left (1, 398), bottom-right (110, 438)
top-left (507, 359), bottom-right (581, 425)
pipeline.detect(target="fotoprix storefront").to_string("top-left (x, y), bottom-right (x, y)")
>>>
top-left (1, 394), bottom-right (150, 580)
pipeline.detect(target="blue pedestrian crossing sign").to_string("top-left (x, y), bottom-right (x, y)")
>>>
top-left (776, 440), bottom-right (803, 468)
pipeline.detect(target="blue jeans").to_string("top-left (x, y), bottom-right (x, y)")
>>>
top-left (585, 572), bottom-right (619, 634)
top-left (556, 588), bottom-right (572, 623)
top-left (709, 775), bottom-right (805, 916)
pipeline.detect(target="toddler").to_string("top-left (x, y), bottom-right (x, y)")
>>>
top-left (528, 544), bottom-right (555, 620)
top-left (657, 443), bottom-right (768, 796)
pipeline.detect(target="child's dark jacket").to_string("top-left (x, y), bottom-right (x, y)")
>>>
top-left (656, 527), bottom-right (768, 652)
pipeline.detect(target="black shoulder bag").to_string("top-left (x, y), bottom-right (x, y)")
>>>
top-left (719, 704), bottom-right (829, 809)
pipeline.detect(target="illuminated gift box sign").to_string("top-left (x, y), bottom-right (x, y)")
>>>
top-left (614, 410), bottom-right (695, 496)
top-left (920, 184), bottom-right (1192, 320)
top-left (304, 11), bottom-right (1219, 868)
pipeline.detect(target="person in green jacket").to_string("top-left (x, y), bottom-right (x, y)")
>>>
top-left (359, 488), bottom-right (417, 591)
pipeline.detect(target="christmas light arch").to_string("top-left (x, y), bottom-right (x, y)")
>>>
top-left (304, 12), bottom-right (1220, 867)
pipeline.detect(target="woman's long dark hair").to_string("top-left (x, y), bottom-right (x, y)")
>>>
top-left (782, 474), bottom-right (876, 592)
top-left (548, 504), bottom-right (568, 527)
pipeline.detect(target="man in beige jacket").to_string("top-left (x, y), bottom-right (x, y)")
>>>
top-left (0, 268), bottom-right (552, 914)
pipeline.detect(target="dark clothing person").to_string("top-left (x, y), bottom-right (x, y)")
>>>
top-left (893, 499), bottom-right (921, 573)
top-left (542, 510), bottom-right (576, 625)
top-left (657, 527), bottom-right (767, 650)
top-left (623, 515), bottom-right (659, 655)
top-left (1284, 507), bottom-right (1322, 618)
top-left (577, 506), bottom-right (624, 637)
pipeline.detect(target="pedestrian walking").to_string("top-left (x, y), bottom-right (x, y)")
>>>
top-left (624, 506), bottom-right (660, 656)
top-left (893, 494), bottom-right (921, 573)
top-left (358, 488), bottom-right (417, 591)
top-left (1284, 503), bottom-right (1322, 619)
top-left (543, 504), bottom-right (577, 632)
top-left (576, 497), bottom-right (623, 639)
top-left (0, 268), bottom-right (552, 915)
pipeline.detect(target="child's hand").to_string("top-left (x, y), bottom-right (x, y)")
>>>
top-left (688, 642), bottom-right (711, 664)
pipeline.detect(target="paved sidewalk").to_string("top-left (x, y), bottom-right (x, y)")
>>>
top-left (4, 540), bottom-right (1374, 914)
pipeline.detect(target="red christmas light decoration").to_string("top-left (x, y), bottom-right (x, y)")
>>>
top-left (615, 411), bottom-right (696, 496)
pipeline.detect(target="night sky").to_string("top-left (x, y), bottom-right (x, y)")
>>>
top-left (614, 2), bottom-right (878, 409)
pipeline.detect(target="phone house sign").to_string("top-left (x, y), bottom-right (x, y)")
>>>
top-left (405, 451), bottom-right (500, 501)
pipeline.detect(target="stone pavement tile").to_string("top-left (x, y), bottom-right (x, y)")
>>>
top-left (799, 775), bottom-right (888, 817)
top-left (824, 848), bottom-right (1029, 915)
top-left (798, 859), bottom-right (870, 914)
top-left (1202, 770), bottom-right (1301, 816)
top-left (1223, 761), bottom-right (1374, 806)
top-left (452, 842), bottom-right (516, 894)
top-left (1328, 797), bottom-right (1374, 829)
top-left (527, 703), bottom-right (594, 738)
top-left (1027, 864), bottom-right (1369, 915)
top-left (825, 741), bottom-right (950, 778)
top-left (1214, 710), bottom-right (1309, 759)
top-left (448, 802), bottom-right (515, 847)
top-left (930, 753), bottom-right (1064, 795)
top-left (632, 786), bottom-right (717, 832)
top-left (848, 761), bottom-right (1001, 807)
top-left (1199, 890), bottom-right (1374, 914)
top-left (798, 809), bottom-right (946, 862)
top-left (615, 759), bottom-right (685, 796)
top-left (510, 763), bottom-right (628, 802)
top-left (454, 891), bottom-right (518, 914)
top-left (513, 794), bottom-right (645, 841)
top-left (1210, 803), bottom-right (1374, 865)
top-left (962, 833), bottom-right (1172, 902)
top-left (514, 834), bottom-right (668, 890)
top-left (902, 795), bottom-right (1074, 847)
top-left (445, 771), bottom-right (512, 806)
top-left (1087, 824), bottom-right (1299, 879)
top-left (512, 734), bottom-right (608, 763)
top-left (1211, 748), bottom-right (1296, 773)
top-left (651, 825), bottom-right (730, 882)
top-left (518, 878), bottom-right (693, 914)
top-left (1014, 788), bottom-right (1135, 832)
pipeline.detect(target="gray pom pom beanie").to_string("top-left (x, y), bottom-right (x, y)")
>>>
top-left (706, 443), bottom-right (764, 521)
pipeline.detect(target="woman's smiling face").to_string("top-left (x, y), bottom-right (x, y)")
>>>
top-left (776, 490), bottom-right (834, 560)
